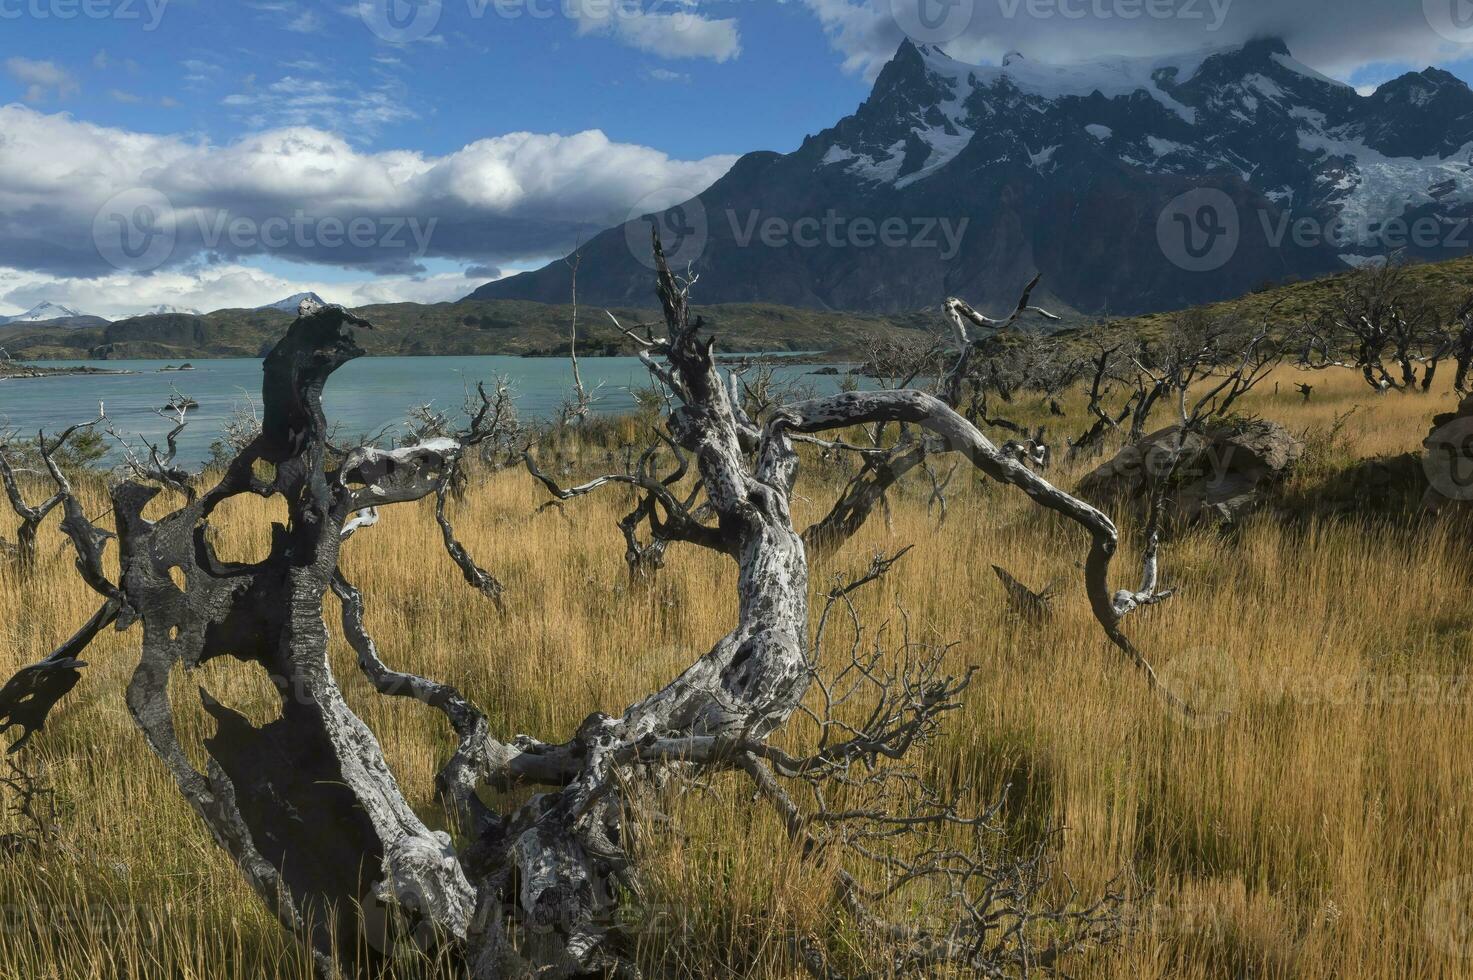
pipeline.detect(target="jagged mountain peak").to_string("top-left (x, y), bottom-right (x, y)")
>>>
top-left (868, 38), bottom-right (964, 99)
top-left (1357, 67), bottom-right (1473, 157)
top-left (860, 35), bottom-right (1346, 144)
top-left (477, 38), bottom-right (1473, 317)
top-left (1373, 66), bottom-right (1472, 102)
top-left (1201, 34), bottom-right (1291, 65)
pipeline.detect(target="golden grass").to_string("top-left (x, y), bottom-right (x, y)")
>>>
top-left (1, 366), bottom-right (1471, 979)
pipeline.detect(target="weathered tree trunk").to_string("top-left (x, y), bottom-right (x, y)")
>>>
top-left (112, 311), bottom-right (474, 971)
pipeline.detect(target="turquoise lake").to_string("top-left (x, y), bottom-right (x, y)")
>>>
top-left (0, 356), bottom-right (853, 464)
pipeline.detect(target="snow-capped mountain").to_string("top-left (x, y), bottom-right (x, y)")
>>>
top-left (0, 301), bottom-right (87, 325)
top-left (256, 292), bottom-right (328, 314)
top-left (142, 304), bottom-right (203, 317)
top-left (477, 37), bottom-right (1473, 315)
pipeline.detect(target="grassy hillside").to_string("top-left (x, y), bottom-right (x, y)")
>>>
top-left (1, 365), bottom-right (1470, 978)
top-left (1108, 255), bottom-right (1473, 341)
top-left (0, 300), bottom-right (941, 362)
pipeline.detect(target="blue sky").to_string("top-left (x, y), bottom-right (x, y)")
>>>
top-left (5, 0), bottom-right (1473, 316)
top-left (1, 1), bottom-right (872, 159)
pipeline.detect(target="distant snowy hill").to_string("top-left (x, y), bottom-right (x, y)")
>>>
top-left (256, 292), bottom-right (328, 314)
top-left (0, 302), bottom-right (87, 324)
top-left (478, 37), bottom-right (1473, 315)
top-left (142, 304), bottom-right (203, 317)
top-left (0, 300), bottom-right (103, 327)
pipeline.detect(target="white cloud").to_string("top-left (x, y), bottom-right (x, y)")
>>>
top-left (221, 75), bottom-right (417, 135)
top-left (94, 50), bottom-right (141, 74)
top-left (0, 262), bottom-right (491, 320)
top-left (800, 0), bottom-right (1473, 82)
top-left (569, 0), bottom-right (741, 61)
top-left (5, 58), bottom-right (80, 103)
top-left (0, 105), bottom-right (737, 283)
top-left (181, 58), bottom-right (221, 86)
top-left (287, 8), bottom-right (324, 32)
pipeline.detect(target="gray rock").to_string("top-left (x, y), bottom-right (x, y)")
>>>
top-left (1422, 394), bottom-right (1473, 516)
top-left (1077, 418), bottom-right (1303, 526)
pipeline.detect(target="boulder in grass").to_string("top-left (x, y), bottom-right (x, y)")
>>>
top-left (1076, 418), bottom-right (1304, 526)
top-left (1422, 394), bottom-right (1473, 517)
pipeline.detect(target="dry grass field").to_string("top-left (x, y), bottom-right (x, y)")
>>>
top-left (1, 364), bottom-right (1470, 979)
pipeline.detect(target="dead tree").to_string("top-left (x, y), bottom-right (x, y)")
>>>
top-left (559, 245), bottom-right (595, 426)
top-left (1306, 262), bottom-right (1446, 393)
top-left (1064, 311), bottom-right (1284, 464)
top-left (525, 432), bottom-right (708, 581)
top-left (108, 398), bottom-right (195, 500)
top-left (1135, 312), bottom-right (1283, 426)
top-left (0, 243), bottom-right (1175, 977)
top-left (1438, 290), bottom-right (1473, 395)
top-left (0, 420), bottom-right (104, 573)
top-left (1067, 339), bottom-right (1137, 458)
top-left (0, 755), bottom-right (56, 856)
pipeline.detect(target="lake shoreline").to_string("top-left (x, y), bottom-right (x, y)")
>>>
top-left (6, 351), bottom-right (859, 368)
top-left (0, 364), bottom-right (136, 380)
top-left (1, 354), bottom-right (863, 466)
